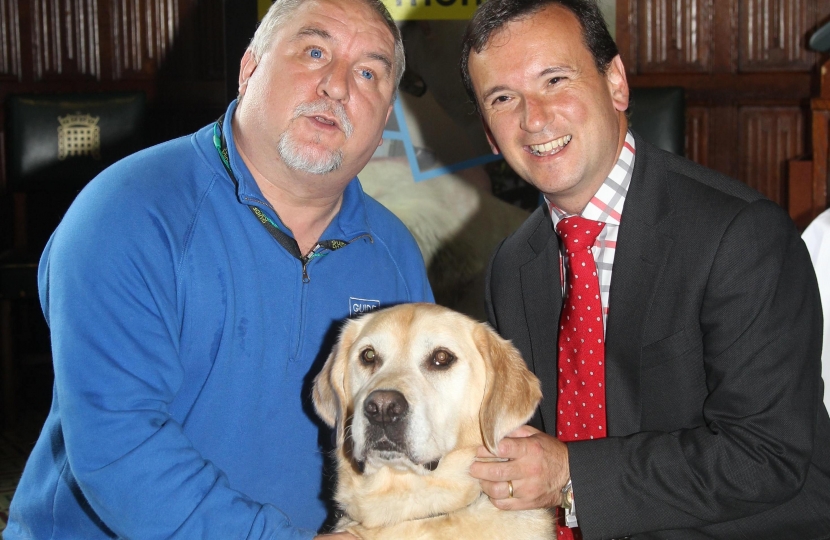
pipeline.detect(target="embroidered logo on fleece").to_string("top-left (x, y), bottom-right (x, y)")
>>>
top-left (349, 297), bottom-right (380, 318)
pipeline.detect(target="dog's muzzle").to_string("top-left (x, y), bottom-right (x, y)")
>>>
top-left (359, 389), bottom-right (440, 471)
top-left (363, 389), bottom-right (409, 451)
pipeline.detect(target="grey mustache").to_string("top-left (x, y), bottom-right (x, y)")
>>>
top-left (294, 99), bottom-right (354, 138)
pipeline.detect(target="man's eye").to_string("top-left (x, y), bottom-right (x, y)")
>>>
top-left (359, 69), bottom-right (374, 80)
top-left (309, 48), bottom-right (323, 59)
top-left (549, 76), bottom-right (563, 85)
top-left (491, 95), bottom-right (510, 105)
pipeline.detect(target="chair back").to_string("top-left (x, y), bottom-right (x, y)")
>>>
top-left (7, 93), bottom-right (146, 190)
top-left (5, 92), bottom-right (146, 251)
top-left (627, 87), bottom-right (685, 157)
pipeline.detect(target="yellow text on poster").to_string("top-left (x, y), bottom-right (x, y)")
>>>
top-left (382, 0), bottom-right (483, 20)
top-left (258, 0), bottom-right (483, 21)
top-left (258, 0), bottom-right (271, 20)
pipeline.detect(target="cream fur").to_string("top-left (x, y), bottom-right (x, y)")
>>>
top-left (312, 303), bottom-right (555, 539)
top-left (358, 159), bottom-right (529, 321)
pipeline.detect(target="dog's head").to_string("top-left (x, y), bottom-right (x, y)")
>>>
top-left (312, 303), bottom-right (541, 475)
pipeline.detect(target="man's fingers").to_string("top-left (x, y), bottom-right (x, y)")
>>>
top-left (506, 424), bottom-right (539, 438)
top-left (481, 479), bottom-right (542, 511)
top-left (476, 425), bottom-right (540, 459)
top-left (495, 431), bottom-right (538, 458)
top-left (475, 445), bottom-right (498, 458)
top-left (480, 478), bottom-right (523, 501)
top-left (469, 458), bottom-right (520, 482)
top-left (489, 494), bottom-right (537, 511)
top-left (479, 478), bottom-right (510, 499)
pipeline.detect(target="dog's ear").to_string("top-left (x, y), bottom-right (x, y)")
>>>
top-left (313, 319), bottom-right (362, 434)
top-left (476, 324), bottom-right (542, 455)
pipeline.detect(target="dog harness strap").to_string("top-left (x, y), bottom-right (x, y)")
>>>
top-left (555, 216), bottom-right (607, 539)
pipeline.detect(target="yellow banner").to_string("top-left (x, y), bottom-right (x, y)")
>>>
top-left (382, 0), bottom-right (483, 20)
top-left (259, 0), bottom-right (482, 21)
top-left (258, 0), bottom-right (482, 21)
top-left (258, 0), bottom-right (271, 20)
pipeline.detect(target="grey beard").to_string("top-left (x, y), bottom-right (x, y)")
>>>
top-left (278, 131), bottom-right (344, 175)
top-left (277, 99), bottom-right (353, 175)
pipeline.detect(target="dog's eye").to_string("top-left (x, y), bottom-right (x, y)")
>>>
top-left (430, 349), bottom-right (456, 370)
top-left (361, 348), bottom-right (377, 365)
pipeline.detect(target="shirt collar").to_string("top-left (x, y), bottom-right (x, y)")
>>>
top-left (222, 99), bottom-right (267, 207)
top-left (546, 131), bottom-right (636, 229)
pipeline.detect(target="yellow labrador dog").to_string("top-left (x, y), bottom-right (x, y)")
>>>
top-left (313, 303), bottom-right (555, 539)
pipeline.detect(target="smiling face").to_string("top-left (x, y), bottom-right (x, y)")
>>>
top-left (234, 0), bottom-right (396, 188)
top-left (467, 5), bottom-right (629, 214)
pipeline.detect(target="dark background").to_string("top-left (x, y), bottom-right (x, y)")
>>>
top-left (2, 0), bottom-right (830, 435)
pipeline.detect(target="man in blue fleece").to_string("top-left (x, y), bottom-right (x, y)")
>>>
top-left (5, 0), bottom-right (431, 538)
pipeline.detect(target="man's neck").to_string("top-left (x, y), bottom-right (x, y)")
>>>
top-left (548, 123), bottom-right (629, 215)
top-left (232, 120), bottom-right (348, 256)
top-left (256, 175), bottom-right (344, 256)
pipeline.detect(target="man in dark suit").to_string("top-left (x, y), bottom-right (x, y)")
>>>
top-left (460, 0), bottom-right (830, 538)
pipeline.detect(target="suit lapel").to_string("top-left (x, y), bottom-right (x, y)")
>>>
top-left (515, 136), bottom-right (676, 436)
top-left (604, 135), bottom-right (675, 436)
top-left (520, 212), bottom-right (562, 431)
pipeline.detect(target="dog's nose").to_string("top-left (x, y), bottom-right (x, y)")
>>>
top-left (364, 390), bottom-right (409, 426)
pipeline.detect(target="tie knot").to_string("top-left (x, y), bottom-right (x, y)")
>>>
top-left (556, 216), bottom-right (605, 254)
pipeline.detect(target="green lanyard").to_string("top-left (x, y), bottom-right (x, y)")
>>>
top-left (213, 114), bottom-right (351, 281)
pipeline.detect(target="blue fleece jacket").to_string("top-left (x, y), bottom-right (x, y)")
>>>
top-left (5, 101), bottom-right (433, 539)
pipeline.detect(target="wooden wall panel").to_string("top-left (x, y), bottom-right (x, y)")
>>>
top-left (0, 0), bottom-right (21, 79)
top-left (705, 105), bottom-right (740, 181)
top-left (106, 0), bottom-right (223, 82)
top-left (739, 0), bottom-right (815, 71)
top-left (31, 0), bottom-right (101, 80)
top-left (685, 106), bottom-right (708, 167)
top-left (0, 0), bottom-right (232, 193)
top-left (621, 0), bottom-right (828, 220)
top-left (109, 0), bottom-right (179, 79)
top-left (158, 0), bottom-right (224, 80)
top-left (739, 107), bottom-right (804, 206)
top-left (635, 0), bottom-right (713, 73)
top-left (685, 105), bottom-right (805, 209)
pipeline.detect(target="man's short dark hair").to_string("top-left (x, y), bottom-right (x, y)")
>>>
top-left (460, 0), bottom-right (619, 110)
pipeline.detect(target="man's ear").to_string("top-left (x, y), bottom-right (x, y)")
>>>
top-left (606, 54), bottom-right (629, 113)
top-left (475, 323), bottom-right (542, 455)
top-left (385, 103), bottom-right (394, 124)
top-left (481, 119), bottom-right (501, 155)
top-left (238, 49), bottom-right (259, 98)
top-left (378, 103), bottom-right (394, 147)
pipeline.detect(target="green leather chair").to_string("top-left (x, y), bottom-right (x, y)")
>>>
top-left (628, 86), bottom-right (686, 157)
top-left (1, 92), bottom-right (146, 429)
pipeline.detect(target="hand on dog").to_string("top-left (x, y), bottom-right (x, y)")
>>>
top-left (469, 425), bottom-right (570, 511)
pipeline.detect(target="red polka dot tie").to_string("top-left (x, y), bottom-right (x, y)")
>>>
top-left (556, 216), bottom-right (606, 540)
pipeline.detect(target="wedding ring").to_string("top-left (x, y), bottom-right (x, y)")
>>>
top-left (507, 480), bottom-right (514, 498)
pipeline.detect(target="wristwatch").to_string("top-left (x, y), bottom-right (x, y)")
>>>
top-left (561, 478), bottom-right (578, 528)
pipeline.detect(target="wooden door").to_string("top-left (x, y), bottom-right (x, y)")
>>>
top-left (616, 0), bottom-right (830, 213)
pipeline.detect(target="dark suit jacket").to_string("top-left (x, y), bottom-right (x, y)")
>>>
top-left (485, 132), bottom-right (830, 539)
